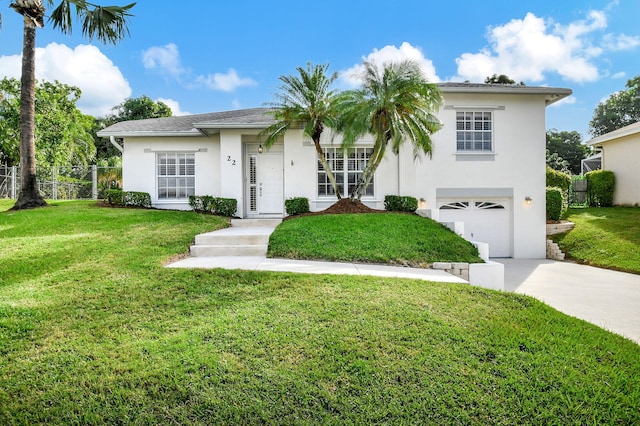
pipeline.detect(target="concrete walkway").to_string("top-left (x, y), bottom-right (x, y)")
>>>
top-left (498, 259), bottom-right (640, 344)
top-left (168, 256), bottom-right (467, 283)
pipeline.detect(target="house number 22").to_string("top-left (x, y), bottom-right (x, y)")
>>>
top-left (227, 156), bottom-right (236, 165)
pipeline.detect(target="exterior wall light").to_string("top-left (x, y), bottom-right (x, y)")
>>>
top-left (419, 197), bottom-right (426, 209)
top-left (258, 144), bottom-right (263, 154)
top-left (525, 196), bottom-right (532, 204)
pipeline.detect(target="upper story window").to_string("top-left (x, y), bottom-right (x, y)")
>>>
top-left (157, 153), bottom-right (195, 199)
top-left (456, 111), bottom-right (492, 151)
top-left (318, 147), bottom-right (374, 197)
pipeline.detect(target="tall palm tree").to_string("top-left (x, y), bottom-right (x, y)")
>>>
top-left (335, 60), bottom-right (443, 201)
top-left (262, 63), bottom-right (343, 199)
top-left (7, 0), bottom-right (135, 210)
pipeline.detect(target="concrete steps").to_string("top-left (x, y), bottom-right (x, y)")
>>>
top-left (190, 219), bottom-right (281, 257)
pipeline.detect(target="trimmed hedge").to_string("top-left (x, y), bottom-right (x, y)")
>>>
top-left (546, 167), bottom-right (571, 191)
top-left (188, 195), bottom-right (238, 217)
top-left (546, 187), bottom-right (564, 221)
top-left (384, 195), bottom-right (418, 212)
top-left (104, 189), bottom-right (151, 208)
top-left (586, 170), bottom-right (615, 207)
top-left (285, 197), bottom-right (310, 216)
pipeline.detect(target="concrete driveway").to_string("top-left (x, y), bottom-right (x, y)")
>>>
top-left (498, 259), bottom-right (640, 345)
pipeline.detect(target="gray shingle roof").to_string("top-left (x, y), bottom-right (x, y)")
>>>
top-left (97, 108), bottom-right (275, 137)
top-left (98, 83), bottom-right (572, 137)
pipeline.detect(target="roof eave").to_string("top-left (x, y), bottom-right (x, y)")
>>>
top-left (585, 121), bottom-right (640, 146)
top-left (438, 85), bottom-right (573, 105)
top-left (96, 130), bottom-right (202, 138)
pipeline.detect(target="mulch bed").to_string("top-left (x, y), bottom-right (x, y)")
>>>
top-left (284, 198), bottom-right (387, 220)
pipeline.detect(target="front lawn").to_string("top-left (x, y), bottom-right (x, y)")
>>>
top-left (1, 201), bottom-right (639, 424)
top-left (552, 207), bottom-right (640, 274)
top-left (268, 213), bottom-right (483, 265)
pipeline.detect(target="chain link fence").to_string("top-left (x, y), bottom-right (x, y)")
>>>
top-left (0, 164), bottom-right (122, 200)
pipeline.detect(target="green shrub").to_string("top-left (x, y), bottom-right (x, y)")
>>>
top-left (546, 167), bottom-right (571, 191)
top-left (104, 189), bottom-right (125, 206)
top-left (285, 197), bottom-right (310, 216)
top-left (546, 187), bottom-right (564, 220)
top-left (125, 191), bottom-right (152, 208)
top-left (189, 195), bottom-right (237, 217)
top-left (384, 195), bottom-right (418, 212)
top-left (586, 170), bottom-right (615, 207)
top-left (104, 190), bottom-right (151, 208)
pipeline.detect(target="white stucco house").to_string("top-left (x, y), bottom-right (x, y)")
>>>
top-left (98, 83), bottom-right (571, 259)
top-left (586, 121), bottom-right (640, 206)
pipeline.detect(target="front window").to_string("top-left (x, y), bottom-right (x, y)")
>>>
top-left (456, 111), bottom-right (492, 151)
top-left (157, 153), bottom-right (195, 199)
top-left (318, 147), bottom-right (374, 197)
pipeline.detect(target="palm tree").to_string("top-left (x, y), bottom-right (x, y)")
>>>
top-left (262, 63), bottom-right (343, 199)
top-left (335, 60), bottom-right (443, 201)
top-left (7, 0), bottom-right (135, 210)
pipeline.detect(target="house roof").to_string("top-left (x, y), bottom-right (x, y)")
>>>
top-left (586, 121), bottom-right (640, 146)
top-left (437, 83), bottom-right (572, 105)
top-left (97, 108), bottom-right (274, 137)
top-left (98, 83), bottom-right (572, 138)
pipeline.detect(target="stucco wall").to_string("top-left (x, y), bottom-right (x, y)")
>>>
top-left (600, 134), bottom-right (640, 205)
top-left (122, 135), bottom-right (220, 210)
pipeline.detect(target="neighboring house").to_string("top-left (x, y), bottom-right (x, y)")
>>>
top-left (98, 83), bottom-right (571, 258)
top-left (586, 121), bottom-right (640, 206)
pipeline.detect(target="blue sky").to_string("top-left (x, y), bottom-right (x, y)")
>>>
top-left (1, 0), bottom-right (639, 139)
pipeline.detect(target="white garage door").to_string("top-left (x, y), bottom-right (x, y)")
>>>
top-left (437, 199), bottom-right (512, 258)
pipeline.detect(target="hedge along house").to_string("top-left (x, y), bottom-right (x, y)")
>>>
top-left (98, 83), bottom-right (571, 259)
top-left (586, 121), bottom-right (640, 206)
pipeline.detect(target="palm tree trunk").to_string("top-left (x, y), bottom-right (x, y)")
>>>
top-left (12, 16), bottom-right (47, 210)
top-left (314, 139), bottom-right (342, 199)
top-left (351, 140), bottom-right (386, 201)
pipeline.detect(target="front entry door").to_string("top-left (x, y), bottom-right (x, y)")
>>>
top-left (246, 144), bottom-right (284, 216)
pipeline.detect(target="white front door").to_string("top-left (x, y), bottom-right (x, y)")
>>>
top-left (246, 145), bottom-right (284, 216)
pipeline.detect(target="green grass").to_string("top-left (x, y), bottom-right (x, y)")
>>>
top-left (268, 213), bottom-right (483, 266)
top-left (552, 207), bottom-right (640, 274)
top-left (1, 200), bottom-right (639, 424)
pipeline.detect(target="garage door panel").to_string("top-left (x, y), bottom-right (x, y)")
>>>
top-left (438, 199), bottom-right (511, 258)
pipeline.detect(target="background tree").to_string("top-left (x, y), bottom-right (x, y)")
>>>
top-left (336, 60), bottom-right (442, 201)
top-left (106, 95), bottom-right (172, 123)
top-left (484, 74), bottom-right (525, 85)
top-left (7, 0), bottom-right (135, 210)
top-left (94, 95), bottom-right (172, 160)
top-left (546, 129), bottom-right (588, 175)
top-left (262, 63), bottom-right (343, 198)
top-left (546, 150), bottom-right (570, 174)
top-left (589, 75), bottom-right (640, 137)
top-left (0, 77), bottom-right (96, 168)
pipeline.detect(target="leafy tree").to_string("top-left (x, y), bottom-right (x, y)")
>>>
top-left (107, 95), bottom-right (172, 123)
top-left (484, 74), bottom-right (525, 85)
top-left (262, 63), bottom-right (343, 198)
top-left (335, 60), bottom-right (442, 200)
top-left (94, 95), bottom-right (172, 160)
top-left (546, 150), bottom-right (570, 174)
top-left (0, 77), bottom-right (96, 168)
top-left (589, 75), bottom-right (640, 137)
top-left (546, 129), bottom-right (588, 175)
top-left (6, 0), bottom-right (135, 210)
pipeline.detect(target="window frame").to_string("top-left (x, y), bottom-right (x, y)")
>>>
top-left (455, 110), bottom-right (494, 152)
top-left (317, 146), bottom-right (374, 197)
top-left (156, 152), bottom-right (196, 200)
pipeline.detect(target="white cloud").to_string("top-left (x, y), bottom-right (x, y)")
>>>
top-left (548, 95), bottom-right (577, 108)
top-left (0, 43), bottom-right (131, 117)
top-left (156, 98), bottom-right (190, 116)
top-left (340, 42), bottom-right (440, 87)
top-left (142, 43), bottom-right (186, 78)
top-left (454, 9), bottom-right (617, 84)
top-left (231, 99), bottom-right (242, 110)
top-left (142, 44), bottom-right (257, 93)
top-left (611, 71), bottom-right (626, 79)
top-left (196, 69), bottom-right (257, 92)
top-left (602, 33), bottom-right (640, 51)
